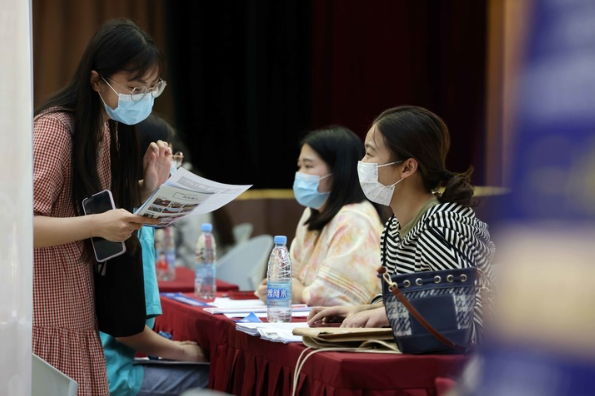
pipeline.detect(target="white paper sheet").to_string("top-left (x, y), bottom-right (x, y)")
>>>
top-left (224, 311), bottom-right (310, 319)
top-left (236, 322), bottom-right (309, 343)
top-left (204, 304), bottom-right (310, 315)
top-left (210, 297), bottom-right (265, 308)
top-left (134, 168), bottom-right (252, 227)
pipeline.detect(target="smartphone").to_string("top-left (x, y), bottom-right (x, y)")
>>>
top-left (82, 190), bottom-right (126, 263)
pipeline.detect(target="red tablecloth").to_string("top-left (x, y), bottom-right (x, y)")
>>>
top-left (155, 294), bottom-right (469, 396)
top-left (158, 267), bottom-right (240, 293)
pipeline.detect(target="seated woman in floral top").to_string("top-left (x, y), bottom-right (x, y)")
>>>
top-left (255, 126), bottom-right (389, 306)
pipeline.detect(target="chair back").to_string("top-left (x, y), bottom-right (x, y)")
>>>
top-left (232, 222), bottom-right (253, 245)
top-left (32, 354), bottom-right (78, 396)
top-left (217, 234), bottom-right (274, 290)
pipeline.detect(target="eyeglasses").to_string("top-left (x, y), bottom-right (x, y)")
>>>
top-left (102, 76), bottom-right (167, 102)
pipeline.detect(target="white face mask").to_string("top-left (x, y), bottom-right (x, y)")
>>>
top-left (357, 160), bottom-right (403, 206)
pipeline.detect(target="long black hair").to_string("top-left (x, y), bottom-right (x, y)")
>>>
top-left (299, 125), bottom-right (389, 231)
top-left (373, 106), bottom-right (476, 207)
top-left (35, 18), bottom-right (166, 257)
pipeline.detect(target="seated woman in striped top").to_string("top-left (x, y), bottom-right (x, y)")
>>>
top-left (307, 105), bottom-right (495, 345)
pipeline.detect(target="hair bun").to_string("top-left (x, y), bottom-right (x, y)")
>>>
top-left (442, 170), bottom-right (453, 181)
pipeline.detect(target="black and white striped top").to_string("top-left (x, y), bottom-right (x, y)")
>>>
top-left (378, 201), bottom-right (495, 342)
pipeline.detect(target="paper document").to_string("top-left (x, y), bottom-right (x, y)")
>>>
top-left (134, 168), bottom-right (252, 227)
top-left (225, 311), bottom-right (310, 319)
top-left (204, 304), bottom-right (310, 315)
top-left (236, 322), bottom-right (309, 343)
top-left (160, 292), bottom-right (214, 307)
top-left (211, 297), bottom-right (265, 308)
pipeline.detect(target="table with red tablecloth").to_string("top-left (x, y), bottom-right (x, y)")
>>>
top-left (158, 267), bottom-right (240, 293)
top-left (154, 293), bottom-right (469, 396)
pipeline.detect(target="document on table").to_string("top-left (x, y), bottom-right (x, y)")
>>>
top-left (204, 302), bottom-right (310, 316)
top-left (210, 297), bottom-right (265, 309)
top-left (160, 292), bottom-right (214, 307)
top-left (225, 311), bottom-right (311, 319)
top-left (134, 167), bottom-right (252, 228)
top-left (236, 322), bottom-right (310, 343)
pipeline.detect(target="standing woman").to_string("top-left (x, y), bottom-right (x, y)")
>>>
top-left (33, 19), bottom-right (170, 394)
top-left (255, 126), bottom-right (388, 306)
top-left (308, 106), bottom-right (495, 346)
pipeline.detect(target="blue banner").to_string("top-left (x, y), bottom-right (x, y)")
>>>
top-left (470, 1), bottom-right (595, 395)
top-left (502, 0), bottom-right (595, 223)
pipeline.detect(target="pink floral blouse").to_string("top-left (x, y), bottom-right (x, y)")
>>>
top-left (290, 201), bottom-right (384, 306)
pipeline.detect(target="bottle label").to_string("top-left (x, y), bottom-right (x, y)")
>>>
top-left (267, 282), bottom-right (291, 300)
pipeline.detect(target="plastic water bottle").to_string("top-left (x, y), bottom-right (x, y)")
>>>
top-left (155, 227), bottom-right (176, 281)
top-left (266, 235), bottom-right (292, 323)
top-left (194, 223), bottom-right (217, 299)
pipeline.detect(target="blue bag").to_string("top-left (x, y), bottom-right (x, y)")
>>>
top-left (380, 267), bottom-right (477, 354)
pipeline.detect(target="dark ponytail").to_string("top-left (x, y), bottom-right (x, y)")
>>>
top-left (438, 166), bottom-right (476, 207)
top-left (374, 105), bottom-right (477, 208)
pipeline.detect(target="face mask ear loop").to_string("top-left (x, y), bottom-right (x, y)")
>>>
top-left (97, 92), bottom-right (117, 111)
top-left (389, 178), bottom-right (404, 188)
top-left (382, 160), bottom-right (405, 188)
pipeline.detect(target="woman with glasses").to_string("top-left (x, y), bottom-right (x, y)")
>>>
top-left (33, 19), bottom-right (174, 394)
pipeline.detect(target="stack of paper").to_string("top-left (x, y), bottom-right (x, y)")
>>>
top-left (205, 303), bottom-right (310, 318)
top-left (236, 322), bottom-right (309, 343)
top-left (160, 292), bottom-right (214, 307)
top-left (210, 297), bottom-right (265, 309)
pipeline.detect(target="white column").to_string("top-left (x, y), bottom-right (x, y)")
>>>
top-left (0, 0), bottom-right (33, 395)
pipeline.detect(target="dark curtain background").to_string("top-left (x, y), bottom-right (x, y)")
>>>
top-left (32, 0), bottom-right (171, 115)
top-left (164, 1), bottom-right (312, 188)
top-left (165, 0), bottom-right (487, 188)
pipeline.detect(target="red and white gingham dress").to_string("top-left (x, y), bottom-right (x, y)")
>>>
top-left (33, 109), bottom-right (111, 395)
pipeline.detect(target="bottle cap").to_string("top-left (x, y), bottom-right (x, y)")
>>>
top-left (274, 235), bottom-right (287, 245)
top-left (201, 223), bottom-right (213, 232)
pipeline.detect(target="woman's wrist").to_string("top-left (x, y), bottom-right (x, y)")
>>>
top-left (138, 179), bottom-right (154, 202)
top-left (88, 214), bottom-right (96, 239)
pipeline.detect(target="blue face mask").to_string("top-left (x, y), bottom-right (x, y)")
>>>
top-left (99, 77), bottom-right (154, 125)
top-left (293, 172), bottom-right (332, 210)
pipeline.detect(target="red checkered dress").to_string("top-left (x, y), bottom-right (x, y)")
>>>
top-left (33, 109), bottom-right (112, 395)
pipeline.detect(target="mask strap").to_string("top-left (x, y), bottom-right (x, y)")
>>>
top-left (378, 160), bottom-right (405, 187)
top-left (97, 92), bottom-right (117, 112)
top-left (319, 173), bottom-right (332, 180)
top-left (97, 92), bottom-right (108, 106)
top-left (389, 178), bottom-right (404, 187)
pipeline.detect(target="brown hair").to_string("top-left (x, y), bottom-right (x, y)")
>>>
top-left (373, 105), bottom-right (475, 207)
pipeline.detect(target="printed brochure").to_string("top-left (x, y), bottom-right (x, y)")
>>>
top-left (134, 168), bottom-right (252, 227)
